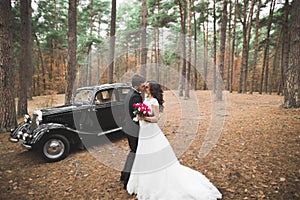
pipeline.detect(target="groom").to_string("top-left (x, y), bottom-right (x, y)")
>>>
top-left (120, 74), bottom-right (146, 189)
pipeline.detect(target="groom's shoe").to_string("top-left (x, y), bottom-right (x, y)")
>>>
top-left (120, 175), bottom-right (125, 183)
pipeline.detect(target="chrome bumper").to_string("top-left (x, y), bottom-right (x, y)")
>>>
top-left (22, 143), bottom-right (32, 149)
top-left (9, 137), bottom-right (19, 143)
top-left (9, 137), bottom-right (32, 149)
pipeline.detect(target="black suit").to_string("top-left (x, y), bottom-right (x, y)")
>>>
top-left (121, 89), bottom-right (142, 188)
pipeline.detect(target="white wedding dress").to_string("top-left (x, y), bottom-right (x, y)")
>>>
top-left (127, 97), bottom-right (222, 200)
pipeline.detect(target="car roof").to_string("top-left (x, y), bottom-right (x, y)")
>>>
top-left (76, 83), bottom-right (132, 91)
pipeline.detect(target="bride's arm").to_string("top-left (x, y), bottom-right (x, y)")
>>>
top-left (138, 104), bottom-right (159, 123)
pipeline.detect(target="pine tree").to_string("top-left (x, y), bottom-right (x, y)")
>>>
top-left (0, 0), bottom-right (17, 132)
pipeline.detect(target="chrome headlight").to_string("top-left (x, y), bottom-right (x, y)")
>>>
top-left (33, 110), bottom-right (43, 125)
top-left (24, 114), bottom-right (31, 123)
top-left (17, 131), bottom-right (23, 138)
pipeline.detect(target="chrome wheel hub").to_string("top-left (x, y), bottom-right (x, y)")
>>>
top-left (43, 139), bottom-right (65, 159)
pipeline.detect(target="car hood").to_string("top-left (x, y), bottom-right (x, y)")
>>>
top-left (40, 104), bottom-right (85, 116)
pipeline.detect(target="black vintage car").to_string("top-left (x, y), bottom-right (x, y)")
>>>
top-left (10, 83), bottom-right (133, 162)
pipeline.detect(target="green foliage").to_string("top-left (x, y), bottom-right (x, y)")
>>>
top-left (148, 0), bottom-right (178, 28)
top-left (9, 0), bottom-right (290, 95)
top-left (117, 0), bottom-right (141, 31)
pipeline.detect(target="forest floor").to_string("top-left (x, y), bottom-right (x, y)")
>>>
top-left (0, 91), bottom-right (299, 200)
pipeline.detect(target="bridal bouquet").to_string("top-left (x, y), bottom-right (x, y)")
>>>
top-left (132, 103), bottom-right (150, 121)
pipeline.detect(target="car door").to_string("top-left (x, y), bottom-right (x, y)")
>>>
top-left (93, 88), bottom-right (121, 135)
top-left (71, 89), bottom-right (96, 132)
top-left (112, 87), bottom-right (131, 128)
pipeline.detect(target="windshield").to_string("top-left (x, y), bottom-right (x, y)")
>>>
top-left (73, 89), bottom-right (93, 104)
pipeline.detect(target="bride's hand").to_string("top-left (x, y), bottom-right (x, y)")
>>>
top-left (136, 115), bottom-right (144, 121)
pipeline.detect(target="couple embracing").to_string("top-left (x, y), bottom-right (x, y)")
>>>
top-left (120, 74), bottom-right (222, 200)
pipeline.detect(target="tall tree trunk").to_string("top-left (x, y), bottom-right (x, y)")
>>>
top-left (27, 0), bottom-right (32, 99)
top-left (34, 32), bottom-right (46, 93)
top-left (155, 28), bottom-right (160, 82)
top-left (204, 19), bottom-right (209, 90)
top-left (283, 0), bottom-right (300, 108)
top-left (269, 36), bottom-right (280, 94)
top-left (18, 0), bottom-right (31, 117)
top-left (217, 0), bottom-right (227, 100)
top-left (126, 36), bottom-right (129, 72)
top-left (185, 0), bottom-right (192, 99)
top-left (226, 0), bottom-right (232, 91)
top-left (140, 0), bottom-right (147, 77)
top-left (242, 0), bottom-right (255, 93)
top-left (178, 0), bottom-right (186, 96)
top-left (88, 0), bottom-right (94, 85)
top-left (108, 0), bottom-right (116, 83)
top-left (202, 20), bottom-right (208, 90)
top-left (250, 0), bottom-right (261, 94)
top-left (281, 0), bottom-right (290, 98)
top-left (49, 0), bottom-right (58, 90)
top-left (65, 0), bottom-right (77, 104)
top-left (259, 0), bottom-right (275, 94)
top-left (238, 0), bottom-right (248, 93)
top-left (229, 0), bottom-right (238, 93)
top-left (97, 15), bottom-right (102, 82)
top-left (213, 0), bottom-right (217, 93)
top-left (0, 0), bottom-right (17, 132)
top-left (194, 13), bottom-right (198, 90)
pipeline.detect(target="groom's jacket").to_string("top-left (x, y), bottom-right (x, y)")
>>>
top-left (122, 89), bottom-right (142, 138)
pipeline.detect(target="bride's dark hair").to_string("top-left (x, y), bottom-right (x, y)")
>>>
top-left (147, 80), bottom-right (164, 112)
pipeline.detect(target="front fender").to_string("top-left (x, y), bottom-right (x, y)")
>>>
top-left (10, 122), bottom-right (30, 139)
top-left (30, 123), bottom-right (77, 144)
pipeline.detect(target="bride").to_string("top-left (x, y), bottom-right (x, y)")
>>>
top-left (126, 80), bottom-right (222, 200)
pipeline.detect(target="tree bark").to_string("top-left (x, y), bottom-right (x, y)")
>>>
top-left (217, 0), bottom-right (227, 100)
top-left (88, 0), bottom-right (94, 85)
top-left (65, 0), bottom-right (77, 104)
top-left (178, 0), bottom-right (186, 96)
top-left (238, 0), bottom-right (248, 93)
top-left (202, 21), bottom-right (208, 90)
top-left (155, 28), bottom-right (160, 82)
top-left (241, 0), bottom-right (255, 93)
top-left (280, 0), bottom-right (290, 97)
top-left (283, 0), bottom-right (300, 108)
top-left (229, 0), bottom-right (238, 93)
top-left (213, 0), bottom-right (217, 93)
top-left (259, 0), bottom-right (276, 94)
top-left (226, 0), bottom-right (232, 91)
top-left (250, 0), bottom-right (261, 94)
top-left (108, 0), bottom-right (116, 83)
top-left (27, 1), bottom-right (33, 99)
top-left (0, 0), bottom-right (17, 132)
top-left (269, 35), bottom-right (281, 94)
top-left (185, 0), bottom-right (192, 99)
top-left (194, 13), bottom-right (198, 90)
top-left (140, 0), bottom-right (147, 77)
top-left (34, 33), bottom-right (46, 94)
top-left (18, 0), bottom-right (32, 117)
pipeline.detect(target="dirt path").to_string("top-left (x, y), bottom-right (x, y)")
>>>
top-left (0, 91), bottom-right (299, 200)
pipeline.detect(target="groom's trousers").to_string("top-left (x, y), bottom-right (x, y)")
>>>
top-left (121, 134), bottom-right (139, 189)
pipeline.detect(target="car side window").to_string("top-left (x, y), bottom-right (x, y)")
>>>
top-left (118, 88), bottom-right (131, 102)
top-left (94, 89), bottom-right (116, 105)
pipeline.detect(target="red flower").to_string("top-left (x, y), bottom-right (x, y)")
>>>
top-left (133, 103), bottom-right (150, 118)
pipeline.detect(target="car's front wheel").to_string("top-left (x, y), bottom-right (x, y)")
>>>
top-left (39, 134), bottom-right (70, 162)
